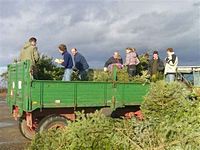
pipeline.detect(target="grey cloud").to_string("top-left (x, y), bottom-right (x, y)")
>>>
top-left (193, 1), bottom-right (200, 7)
top-left (0, 0), bottom-right (199, 68)
top-left (0, 1), bottom-right (20, 18)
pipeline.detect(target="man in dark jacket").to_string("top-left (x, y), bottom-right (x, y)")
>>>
top-left (148, 51), bottom-right (164, 81)
top-left (55, 44), bottom-right (73, 81)
top-left (71, 48), bottom-right (89, 80)
top-left (104, 51), bottom-right (123, 71)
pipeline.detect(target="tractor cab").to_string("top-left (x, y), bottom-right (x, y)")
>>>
top-left (177, 66), bottom-right (200, 87)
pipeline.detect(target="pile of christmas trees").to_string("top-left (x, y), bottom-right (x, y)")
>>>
top-left (29, 81), bottom-right (200, 150)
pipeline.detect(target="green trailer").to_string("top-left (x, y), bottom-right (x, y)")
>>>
top-left (7, 61), bottom-right (149, 139)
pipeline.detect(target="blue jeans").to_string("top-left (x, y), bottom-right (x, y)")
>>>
top-left (62, 69), bottom-right (72, 81)
top-left (165, 73), bottom-right (175, 83)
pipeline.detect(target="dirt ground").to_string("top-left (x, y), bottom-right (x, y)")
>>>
top-left (0, 97), bottom-right (29, 150)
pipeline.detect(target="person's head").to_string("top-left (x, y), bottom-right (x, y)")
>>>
top-left (58, 44), bottom-right (67, 54)
top-left (71, 48), bottom-right (78, 56)
top-left (131, 48), bottom-right (136, 52)
top-left (125, 47), bottom-right (136, 54)
top-left (29, 37), bottom-right (37, 46)
top-left (153, 50), bottom-right (159, 60)
top-left (144, 53), bottom-right (149, 59)
top-left (125, 47), bottom-right (132, 54)
top-left (113, 51), bottom-right (120, 59)
top-left (166, 48), bottom-right (174, 56)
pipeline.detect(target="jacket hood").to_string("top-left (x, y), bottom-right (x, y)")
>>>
top-left (23, 42), bottom-right (31, 49)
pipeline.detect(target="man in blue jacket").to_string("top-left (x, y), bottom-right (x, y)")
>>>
top-left (55, 44), bottom-right (73, 81)
top-left (71, 48), bottom-right (89, 80)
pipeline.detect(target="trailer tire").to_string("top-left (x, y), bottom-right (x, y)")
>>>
top-left (37, 115), bottom-right (67, 134)
top-left (19, 118), bottom-right (36, 140)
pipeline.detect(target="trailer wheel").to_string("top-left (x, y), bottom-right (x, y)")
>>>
top-left (37, 115), bottom-right (67, 134)
top-left (19, 119), bottom-right (36, 140)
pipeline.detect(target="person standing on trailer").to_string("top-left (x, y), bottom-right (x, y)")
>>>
top-left (124, 48), bottom-right (140, 77)
top-left (164, 48), bottom-right (178, 83)
top-left (19, 37), bottom-right (40, 79)
top-left (55, 44), bottom-right (73, 81)
top-left (71, 48), bottom-right (89, 81)
top-left (148, 50), bottom-right (164, 81)
top-left (104, 51), bottom-right (123, 71)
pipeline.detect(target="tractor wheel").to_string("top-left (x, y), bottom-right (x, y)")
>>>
top-left (37, 115), bottom-right (67, 134)
top-left (19, 118), bottom-right (36, 140)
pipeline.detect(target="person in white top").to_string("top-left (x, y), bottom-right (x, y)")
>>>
top-left (164, 48), bottom-right (178, 83)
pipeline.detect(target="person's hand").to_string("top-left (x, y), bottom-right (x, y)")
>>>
top-left (146, 74), bottom-right (151, 79)
top-left (72, 67), bottom-right (78, 72)
top-left (104, 67), bottom-right (108, 72)
top-left (123, 64), bottom-right (128, 67)
top-left (165, 57), bottom-right (170, 63)
top-left (59, 59), bottom-right (64, 63)
top-left (54, 59), bottom-right (60, 63)
top-left (55, 59), bottom-right (64, 64)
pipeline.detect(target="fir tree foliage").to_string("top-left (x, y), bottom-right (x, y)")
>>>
top-left (29, 82), bottom-right (200, 150)
top-left (36, 55), bottom-right (64, 80)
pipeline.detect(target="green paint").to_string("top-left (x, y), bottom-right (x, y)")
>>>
top-left (7, 61), bottom-right (149, 117)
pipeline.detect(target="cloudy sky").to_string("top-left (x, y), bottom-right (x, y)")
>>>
top-left (0, 0), bottom-right (200, 68)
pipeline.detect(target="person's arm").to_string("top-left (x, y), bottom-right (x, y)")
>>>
top-left (171, 56), bottom-right (178, 66)
top-left (158, 60), bottom-right (164, 71)
top-left (104, 57), bottom-right (112, 67)
top-left (80, 56), bottom-right (89, 70)
top-left (120, 58), bottom-right (123, 65)
top-left (61, 54), bottom-right (69, 67)
top-left (124, 54), bottom-right (130, 66)
top-left (168, 55), bottom-right (178, 66)
top-left (33, 47), bottom-right (39, 63)
top-left (133, 52), bottom-right (140, 65)
top-left (19, 50), bottom-right (23, 61)
top-left (147, 60), bottom-right (152, 75)
top-left (74, 55), bottom-right (81, 70)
